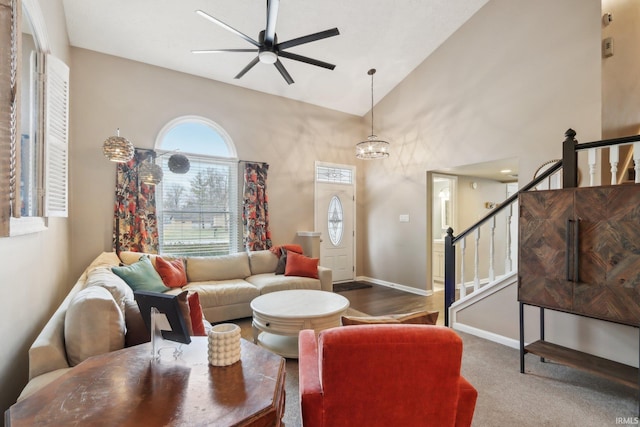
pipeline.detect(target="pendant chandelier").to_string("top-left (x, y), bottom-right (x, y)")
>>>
top-left (356, 69), bottom-right (390, 160)
top-left (102, 128), bottom-right (135, 162)
top-left (137, 150), bottom-right (164, 185)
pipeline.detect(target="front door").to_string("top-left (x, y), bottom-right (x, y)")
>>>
top-left (315, 163), bottom-right (355, 283)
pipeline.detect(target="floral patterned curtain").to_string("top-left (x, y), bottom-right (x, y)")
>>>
top-left (113, 151), bottom-right (159, 253)
top-left (242, 162), bottom-right (271, 251)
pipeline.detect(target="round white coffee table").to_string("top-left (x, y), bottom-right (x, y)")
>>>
top-left (250, 289), bottom-right (350, 358)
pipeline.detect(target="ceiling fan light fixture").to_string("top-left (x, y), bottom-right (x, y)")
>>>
top-left (258, 50), bottom-right (278, 64)
top-left (356, 69), bottom-right (390, 160)
top-left (193, 4), bottom-right (338, 84)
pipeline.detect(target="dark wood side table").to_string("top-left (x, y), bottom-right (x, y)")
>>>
top-left (6, 337), bottom-right (285, 426)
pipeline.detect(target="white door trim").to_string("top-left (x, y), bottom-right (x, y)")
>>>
top-left (314, 161), bottom-right (356, 283)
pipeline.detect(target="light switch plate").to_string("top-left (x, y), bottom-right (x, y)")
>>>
top-left (399, 214), bottom-right (410, 223)
top-left (603, 37), bottom-right (614, 57)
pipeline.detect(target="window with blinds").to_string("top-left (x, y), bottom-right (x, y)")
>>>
top-left (155, 118), bottom-right (239, 257)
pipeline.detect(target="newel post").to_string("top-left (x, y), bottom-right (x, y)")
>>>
top-left (444, 227), bottom-right (455, 327)
top-left (562, 128), bottom-right (578, 188)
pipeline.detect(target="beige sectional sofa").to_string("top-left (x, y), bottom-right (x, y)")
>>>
top-left (118, 249), bottom-right (332, 322)
top-left (19, 249), bottom-right (331, 401)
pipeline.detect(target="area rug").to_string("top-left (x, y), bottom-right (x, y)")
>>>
top-left (224, 318), bottom-right (637, 427)
top-left (227, 309), bottom-right (367, 427)
top-left (333, 281), bottom-right (373, 292)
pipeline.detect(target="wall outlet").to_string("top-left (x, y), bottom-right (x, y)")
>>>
top-left (399, 214), bottom-right (410, 223)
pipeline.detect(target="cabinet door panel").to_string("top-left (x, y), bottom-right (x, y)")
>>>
top-left (574, 185), bottom-right (640, 325)
top-left (573, 282), bottom-right (640, 325)
top-left (518, 191), bottom-right (573, 310)
top-left (605, 186), bottom-right (640, 290)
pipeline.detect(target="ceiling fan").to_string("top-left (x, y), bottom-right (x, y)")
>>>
top-left (192, 0), bottom-right (339, 84)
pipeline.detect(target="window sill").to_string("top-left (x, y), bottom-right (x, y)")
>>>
top-left (10, 217), bottom-right (48, 236)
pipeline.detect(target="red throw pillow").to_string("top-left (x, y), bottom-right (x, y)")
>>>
top-left (269, 244), bottom-right (304, 258)
top-left (284, 250), bottom-right (319, 279)
top-left (187, 292), bottom-right (207, 336)
top-left (155, 256), bottom-right (187, 288)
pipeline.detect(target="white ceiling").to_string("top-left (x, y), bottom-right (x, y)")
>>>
top-left (62, 0), bottom-right (489, 116)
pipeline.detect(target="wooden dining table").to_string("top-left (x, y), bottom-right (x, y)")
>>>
top-left (5, 337), bottom-right (286, 426)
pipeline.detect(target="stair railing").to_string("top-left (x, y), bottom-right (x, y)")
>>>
top-left (444, 129), bottom-right (640, 326)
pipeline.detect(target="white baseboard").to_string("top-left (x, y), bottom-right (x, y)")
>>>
top-left (355, 276), bottom-right (432, 296)
top-left (452, 322), bottom-right (522, 349)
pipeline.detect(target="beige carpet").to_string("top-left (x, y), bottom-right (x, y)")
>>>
top-left (223, 317), bottom-right (637, 427)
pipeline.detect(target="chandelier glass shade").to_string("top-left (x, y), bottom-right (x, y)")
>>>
top-left (102, 128), bottom-right (135, 162)
top-left (356, 69), bottom-right (390, 160)
top-left (356, 135), bottom-right (390, 159)
top-left (167, 153), bottom-right (191, 174)
top-left (139, 161), bottom-right (164, 185)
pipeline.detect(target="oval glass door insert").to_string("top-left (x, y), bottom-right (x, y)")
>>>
top-left (327, 195), bottom-right (343, 246)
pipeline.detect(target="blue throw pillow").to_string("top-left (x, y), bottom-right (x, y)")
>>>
top-left (111, 255), bottom-right (170, 293)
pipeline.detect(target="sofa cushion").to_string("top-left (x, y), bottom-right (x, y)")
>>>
top-left (112, 255), bottom-right (170, 293)
top-left (341, 310), bottom-right (440, 326)
top-left (248, 250), bottom-right (279, 275)
top-left (155, 256), bottom-right (187, 288)
top-left (85, 267), bottom-right (133, 315)
top-left (64, 286), bottom-right (125, 366)
top-left (285, 251), bottom-right (319, 279)
top-left (246, 273), bottom-right (321, 294)
top-left (124, 299), bottom-right (150, 347)
top-left (186, 252), bottom-right (251, 282)
top-left (184, 280), bottom-right (259, 307)
top-left (274, 250), bottom-right (287, 275)
top-left (118, 251), bottom-right (161, 268)
top-left (18, 368), bottom-right (72, 401)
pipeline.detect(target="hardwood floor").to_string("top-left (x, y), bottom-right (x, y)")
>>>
top-left (336, 283), bottom-right (445, 325)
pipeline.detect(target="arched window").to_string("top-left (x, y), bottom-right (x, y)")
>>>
top-left (155, 116), bottom-right (239, 256)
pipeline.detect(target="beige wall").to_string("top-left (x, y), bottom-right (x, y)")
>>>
top-left (456, 281), bottom-right (639, 366)
top-left (449, 0), bottom-right (640, 367)
top-left (68, 48), bottom-right (362, 281)
top-left (0, 0), bottom-right (70, 416)
top-left (602, 0), bottom-right (640, 138)
top-left (4, 0), bottom-right (638, 416)
top-left (358, 0), bottom-right (602, 290)
top-left (601, 0), bottom-right (640, 183)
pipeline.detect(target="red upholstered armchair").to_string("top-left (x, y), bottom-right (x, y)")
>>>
top-left (298, 324), bottom-right (477, 427)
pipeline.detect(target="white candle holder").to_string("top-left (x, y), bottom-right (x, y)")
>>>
top-left (208, 323), bottom-right (241, 366)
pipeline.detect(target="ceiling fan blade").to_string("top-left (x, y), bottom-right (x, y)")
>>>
top-left (277, 28), bottom-right (340, 51)
top-left (195, 10), bottom-right (260, 48)
top-left (278, 51), bottom-right (336, 70)
top-left (274, 60), bottom-right (294, 85)
top-left (235, 57), bottom-right (260, 79)
top-left (265, 0), bottom-right (279, 45)
top-left (192, 49), bottom-right (258, 54)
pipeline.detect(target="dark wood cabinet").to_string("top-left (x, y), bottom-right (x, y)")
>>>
top-left (518, 185), bottom-right (640, 404)
top-left (519, 184), bottom-right (640, 326)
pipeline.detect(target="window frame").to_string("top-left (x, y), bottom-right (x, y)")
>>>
top-left (2, 0), bottom-right (68, 237)
top-left (155, 116), bottom-right (240, 256)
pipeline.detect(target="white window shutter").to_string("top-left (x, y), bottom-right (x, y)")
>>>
top-left (43, 54), bottom-right (69, 217)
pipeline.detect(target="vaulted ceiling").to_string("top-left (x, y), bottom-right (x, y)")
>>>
top-left (62, 0), bottom-right (489, 116)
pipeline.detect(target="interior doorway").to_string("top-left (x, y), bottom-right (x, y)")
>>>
top-left (428, 174), bottom-right (458, 292)
top-left (427, 158), bottom-right (519, 293)
top-left (314, 162), bottom-right (356, 283)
